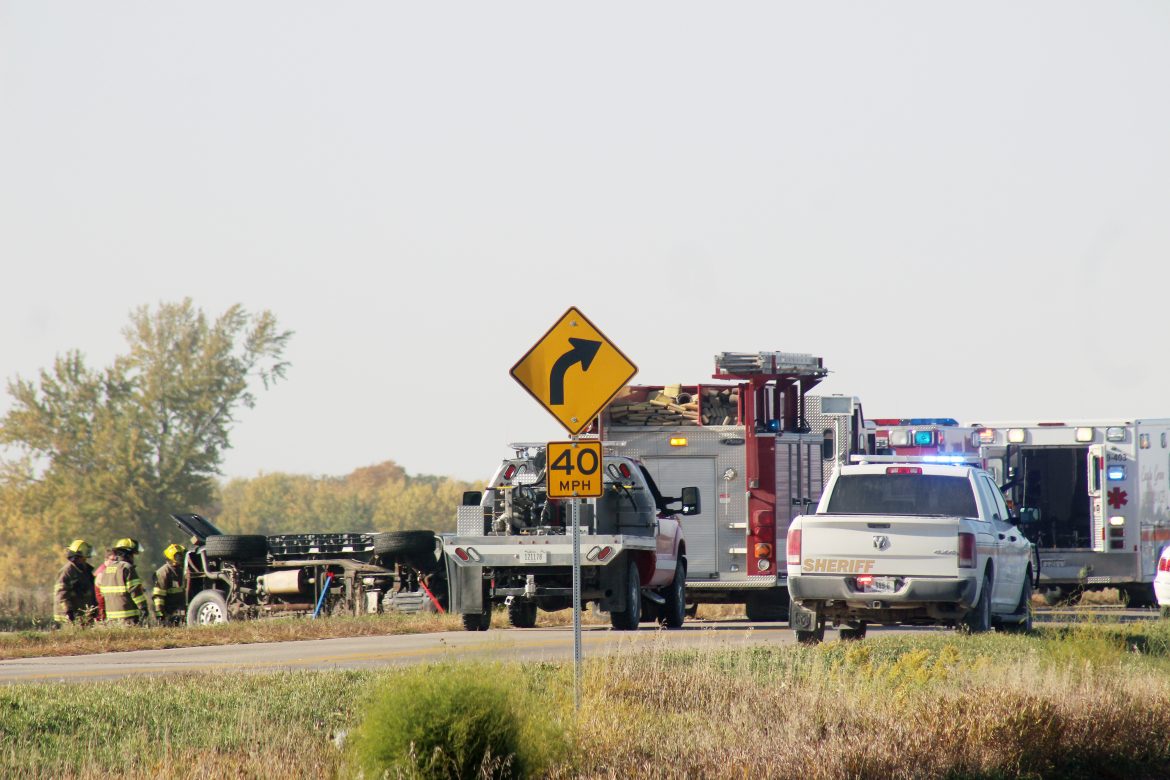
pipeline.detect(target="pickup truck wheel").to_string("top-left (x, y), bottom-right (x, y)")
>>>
top-left (962, 575), bottom-right (992, 633)
top-left (507, 599), bottom-right (537, 628)
top-left (461, 609), bottom-right (491, 631)
top-left (838, 622), bottom-right (867, 641)
top-left (610, 559), bottom-right (642, 631)
top-left (660, 559), bottom-right (687, 629)
top-left (187, 590), bottom-right (229, 626)
top-left (795, 627), bottom-right (824, 645)
top-left (1000, 573), bottom-right (1033, 634)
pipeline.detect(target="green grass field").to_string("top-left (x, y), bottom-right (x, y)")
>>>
top-left (3, 621), bottom-right (1170, 779)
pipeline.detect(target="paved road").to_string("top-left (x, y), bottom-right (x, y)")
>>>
top-left (0, 608), bottom-right (1156, 684)
top-left (0, 622), bottom-right (920, 684)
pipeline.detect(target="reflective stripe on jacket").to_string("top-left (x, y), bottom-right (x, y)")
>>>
top-left (152, 563), bottom-right (185, 614)
top-left (53, 560), bottom-right (96, 623)
top-left (97, 559), bottom-right (147, 621)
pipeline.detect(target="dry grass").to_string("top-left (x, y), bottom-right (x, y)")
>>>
top-left (560, 626), bottom-right (1170, 779)
top-left (0, 611), bottom-right (459, 660)
top-left (4, 623), bottom-right (1170, 779)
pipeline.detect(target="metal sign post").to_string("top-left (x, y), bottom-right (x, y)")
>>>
top-left (570, 438), bottom-right (583, 709)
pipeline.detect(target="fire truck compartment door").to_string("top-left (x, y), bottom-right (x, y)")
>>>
top-left (641, 456), bottom-right (718, 575)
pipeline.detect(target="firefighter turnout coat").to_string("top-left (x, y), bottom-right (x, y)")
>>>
top-left (152, 562), bottom-right (185, 619)
top-left (53, 559), bottom-right (97, 625)
top-left (96, 559), bottom-right (148, 623)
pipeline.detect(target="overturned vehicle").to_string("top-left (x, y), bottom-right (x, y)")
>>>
top-left (171, 513), bottom-right (446, 625)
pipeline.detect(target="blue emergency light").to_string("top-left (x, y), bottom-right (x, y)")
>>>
top-left (913, 431), bottom-right (936, 446)
top-left (1107, 465), bottom-right (1127, 481)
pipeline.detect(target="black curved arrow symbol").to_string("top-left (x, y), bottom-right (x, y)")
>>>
top-left (549, 338), bottom-right (602, 405)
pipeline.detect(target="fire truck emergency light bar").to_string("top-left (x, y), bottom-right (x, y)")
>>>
top-left (714, 351), bottom-right (827, 376)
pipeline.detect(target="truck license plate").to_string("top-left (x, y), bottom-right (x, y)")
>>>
top-left (521, 550), bottom-right (548, 564)
top-left (866, 577), bottom-right (897, 593)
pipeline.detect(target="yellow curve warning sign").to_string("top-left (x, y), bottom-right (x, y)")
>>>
top-left (510, 307), bottom-right (637, 436)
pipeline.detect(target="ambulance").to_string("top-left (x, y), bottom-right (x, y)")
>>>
top-left (973, 419), bottom-right (1170, 606)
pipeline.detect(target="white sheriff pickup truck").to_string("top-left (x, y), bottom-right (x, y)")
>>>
top-left (786, 459), bottom-right (1037, 643)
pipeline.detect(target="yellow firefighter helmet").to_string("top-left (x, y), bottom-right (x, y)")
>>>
top-left (113, 537), bottom-right (144, 554)
top-left (66, 539), bottom-right (93, 559)
top-left (164, 543), bottom-right (186, 564)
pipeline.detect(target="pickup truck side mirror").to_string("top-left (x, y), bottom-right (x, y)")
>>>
top-left (680, 486), bottom-right (701, 516)
top-left (462, 491), bottom-right (483, 507)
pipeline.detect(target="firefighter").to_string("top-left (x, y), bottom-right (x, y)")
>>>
top-left (96, 538), bottom-right (150, 626)
top-left (92, 548), bottom-right (117, 622)
top-left (53, 539), bottom-right (98, 627)
top-left (153, 543), bottom-right (187, 626)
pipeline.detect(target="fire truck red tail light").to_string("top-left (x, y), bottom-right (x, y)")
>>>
top-left (618, 463), bottom-right (631, 478)
top-left (597, 546), bottom-right (613, 561)
top-left (887, 467), bottom-right (923, 475)
top-left (958, 533), bottom-right (976, 568)
top-left (786, 530), bottom-right (801, 566)
top-left (754, 543), bottom-right (772, 558)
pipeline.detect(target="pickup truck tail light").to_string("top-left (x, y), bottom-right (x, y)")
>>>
top-left (886, 467), bottom-right (922, 475)
top-left (957, 533), bottom-right (976, 568)
top-left (786, 529), bottom-right (801, 567)
top-left (1158, 554), bottom-right (1170, 573)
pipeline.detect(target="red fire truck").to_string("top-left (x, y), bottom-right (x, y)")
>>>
top-left (600, 351), bottom-right (867, 620)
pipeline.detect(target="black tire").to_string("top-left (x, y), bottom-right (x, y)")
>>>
top-left (1001, 572), bottom-right (1034, 634)
top-left (660, 558), bottom-right (687, 629)
top-left (374, 531), bottom-right (438, 572)
top-left (684, 603), bottom-right (699, 619)
top-left (187, 589), bottom-right (229, 626)
top-left (795, 628), bottom-right (824, 645)
top-left (962, 575), bottom-right (992, 633)
top-left (745, 590), bottom-right (790, 622)
top-left (203, 535), bottom-right (267, 560)
top-left (461, 606), bottom-right (492, 631)
top-left (838, 622), bottom-right (867, 641)
top-left (1123, 584), bottom-right (1157, 609)
top-left (507, 599), bottom-right (537, 628)
top-left (610, 558), bottom-right (642, 631)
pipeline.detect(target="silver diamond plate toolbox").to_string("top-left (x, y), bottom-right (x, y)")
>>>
top-left (457, 505), bottom-right (487, 535)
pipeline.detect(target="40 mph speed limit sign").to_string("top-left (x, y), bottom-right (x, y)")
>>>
top-left (546, 441), bottom-right (603, 498)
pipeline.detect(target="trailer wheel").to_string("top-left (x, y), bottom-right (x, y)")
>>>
top-left (961, 575), bottom-right (992, 633)
top-left (660, 558), bottom-right (686, 629)
top-left (203, 535), bottom-right (267, 560)
top-left (507, 600), bottom-right (537, 628)
top-left (610, 559), bottom-right (642, 631)
top-left (187, 590), bottom-right (229, 626)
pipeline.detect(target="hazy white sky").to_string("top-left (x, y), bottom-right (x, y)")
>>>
top-left (2, 2), bottom-right (1168, 482)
